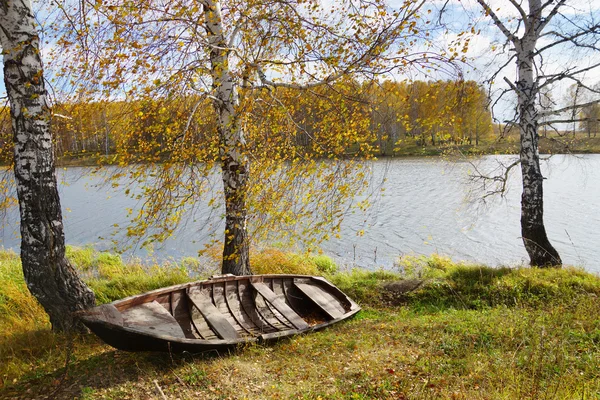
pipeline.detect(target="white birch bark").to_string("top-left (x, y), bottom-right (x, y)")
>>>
top-left (0, 0), bottom-right (96, 330)
top-left (515, 0), bottom-right (561, 266)
top-left (476, 0), bottom-right (562, 266)
top-left (202, 0), bottom-right (251, 275)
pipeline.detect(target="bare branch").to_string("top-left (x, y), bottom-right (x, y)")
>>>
top-left (535, 0), bottom-right (567, 34)
top-left (540, 118), bottom-right (593, 126)
top-left (539, 64), bottom-right (600, 92)
top-left (469, 158), bottom-right (520, 200)
top-left (540, 99), bottom-right (600, 117)
top-left (475, 0), bottom-right (518, 43)
top-left (537, 24), bottom-right (600, 55)
top-left (503, 76), bottom-right (518, 92)
top-left (507, 0), bottom-right (529, 29)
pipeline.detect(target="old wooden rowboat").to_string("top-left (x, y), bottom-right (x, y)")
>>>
top-left (79, 274), bottom-right (360, 352)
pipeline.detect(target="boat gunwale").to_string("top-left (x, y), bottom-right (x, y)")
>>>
top-left (79, 274), bottom-right (358, 312)
top-left (81, 305), bottom-right (361, 346)
top-left (77, 274), bottom-right (361, 349)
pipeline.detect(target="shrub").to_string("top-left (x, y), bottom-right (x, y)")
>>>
top-left (310, 254), bottom-right (338, 274)
top-left (250, 248), bottom-right (320, 275)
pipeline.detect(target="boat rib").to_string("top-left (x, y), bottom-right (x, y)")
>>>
top-left (79, 274), bottom-right (361, 352)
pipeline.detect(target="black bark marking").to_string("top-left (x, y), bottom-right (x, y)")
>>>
top-left (1, 4), bottom-right (95, 331)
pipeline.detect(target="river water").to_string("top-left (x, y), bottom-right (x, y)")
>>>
top-left (1, 154), bottom-right (598, 272)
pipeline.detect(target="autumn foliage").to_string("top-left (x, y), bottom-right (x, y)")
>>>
top-left (0, 79), bottom-right (492, 164)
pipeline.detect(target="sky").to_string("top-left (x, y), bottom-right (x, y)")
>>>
top-left (422, 0), bottom-right (600, 124)
top-left (1, 0), bottom-right (599, 125)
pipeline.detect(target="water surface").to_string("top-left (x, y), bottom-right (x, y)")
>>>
top-left (1, 154), bottom-right (598, 272)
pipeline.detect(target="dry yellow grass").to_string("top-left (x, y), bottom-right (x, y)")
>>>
top-left (1, 248), bottom-right (600, 399)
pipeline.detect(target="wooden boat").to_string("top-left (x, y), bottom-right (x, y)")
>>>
top-left (79, 274), bottom-right (360, 352)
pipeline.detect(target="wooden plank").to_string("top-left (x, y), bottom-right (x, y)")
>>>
top-left (213, 282), bottom-right (245, 333)
top-left (224, 281), bottom-right (256, 335)
top-left (254, 293), bottom-right (289, 330)
top-left (84, 304), bottom-right (123, 326)
top-left (238, 281), bottom-right (275, 333)
top-left (294, 282), bottom-right (345, 320)
top-left (271, 279), bottom-right (285, 297)
top-left (259, 329), bottom-right (301, 341)
top-left (121, 301), bottom-right (186, 338)
top-left (265, 279), bottom-right (296, 328)
top-left (171, 291), bottom-right (201, 339)
top-left (155, 293), bottom-right (171, 314)
top-left (189, 303), bottom-right (218, 340)
top-left (251, 282), bottom-right (309, 330)
top-left (187, 287), bottom-right (240, 340)
top-left (282, 279), bottom-right (309, 314)
top-left (255, 281), bottom-right (293, 329)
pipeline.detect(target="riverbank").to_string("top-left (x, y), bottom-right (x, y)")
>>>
top-left (392, 135), bottom-right (600, 157)
top-left (1, 248), bottom-right (599, 399)
top-left (44, 135), bottom-right (600, 166)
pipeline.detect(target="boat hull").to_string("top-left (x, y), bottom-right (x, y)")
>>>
top-left (79, 274), bottom-right (360, 352)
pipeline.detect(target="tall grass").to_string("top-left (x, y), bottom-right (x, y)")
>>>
top-left (1, 248), bottom-right (599, 399)
top-left (0, 247), bottom-right (197, 386)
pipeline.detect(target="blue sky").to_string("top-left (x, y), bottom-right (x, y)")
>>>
top-left (1, 0), bottom-right (599, 125)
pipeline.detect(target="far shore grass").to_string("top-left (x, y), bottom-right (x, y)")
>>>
top-left (1, 247), bottom-right (599, 399)
top-left (46, 135), bottom-right (600, 167)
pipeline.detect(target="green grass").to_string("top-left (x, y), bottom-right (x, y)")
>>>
top-left (391, 134), bottom-right (600, 157)
top-left (1, 248), bottom-right (599, 399)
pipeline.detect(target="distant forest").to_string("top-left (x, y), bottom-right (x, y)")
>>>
top-left (0, 80), bottom-right (495, 163)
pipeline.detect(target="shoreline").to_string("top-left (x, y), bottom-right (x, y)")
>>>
top-left (0, 135), bottom-right (599, 168)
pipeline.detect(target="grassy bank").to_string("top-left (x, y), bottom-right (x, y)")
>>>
top-left (392, 135), bottom-right (600, 157)
top-left (47, 136), bottom-right (600, 167)
top-left (1, 249), bottom-right (599, 399)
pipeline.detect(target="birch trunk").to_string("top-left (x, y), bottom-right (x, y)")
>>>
top-left (203, 0), bottom-right (251, 275)
top-left (515, 0), bottom-right (561, 266)
top-left (0, 0), bottom-right (95, 330)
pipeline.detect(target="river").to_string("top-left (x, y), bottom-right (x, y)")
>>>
top-left (1, 154), bottom-right (598, 272)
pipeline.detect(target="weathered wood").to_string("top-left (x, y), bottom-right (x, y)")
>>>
top-left (189, 301), bottom-right (218, 340)
top-left (80, 274), bottom-right (360, 352)
top-left (256, 281), bottom-right (294, 329)
top-left (122, 301), bottom-right (185, 338)
top-left (294, 282), bottom-right (345, 319)
top-left (213, 282), bottom-right (245, 334)
top-left (264, 279), bottom-right (296, 328)
top-left (252, 282), bottom-right (310, 330)
top-left (83, 304), bottom-right (123, 326)
top-left (224, 281), bottom-right (256, 335)
top-left (282, 279), bottom-right (311, 316)
top-left (271, 279), bottom-right (285, 297)
top-left (260, 329), bottom-right (301, 341)
top-left (254, 291), bottom-right (288, 330)
top-left (171, 291), bottom-right (201, 339)
top-left (155, 293), bottom-right (171, 314)
top-left (238, 281), bottom-right (275, 333)
top-left (187, 287), bottom-right (240, 340)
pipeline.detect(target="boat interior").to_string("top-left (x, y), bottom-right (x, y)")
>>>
top-left (89, 276), bottom-right (355, 342)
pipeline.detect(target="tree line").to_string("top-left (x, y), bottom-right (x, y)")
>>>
top-left (0, 79), bottom-right (494, 164)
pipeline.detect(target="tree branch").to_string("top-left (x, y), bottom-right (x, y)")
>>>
top-left (538, 61), bottom-right (600, 89)
top-left (536, 0), bottom-right (566, 34)
top-left (469, 157), bottom-right (520, 200)
top-left (507, 0), bottom-right (529, 30)
top-left (475, 0), bottom-right (518, 43)
top-left (540, 99), bottom-right (600, 117)
top-left (537, 23), bottom-right (600, 55)
top-left (540, 118), bottom-right (593, 126)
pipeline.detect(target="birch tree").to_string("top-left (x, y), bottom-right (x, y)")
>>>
top-left (53, 0), bottom-right (427, 275)
top-left (474, 0), bottom-right (600, 266)
top-left (0, 0), bottom-right (95, 330)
